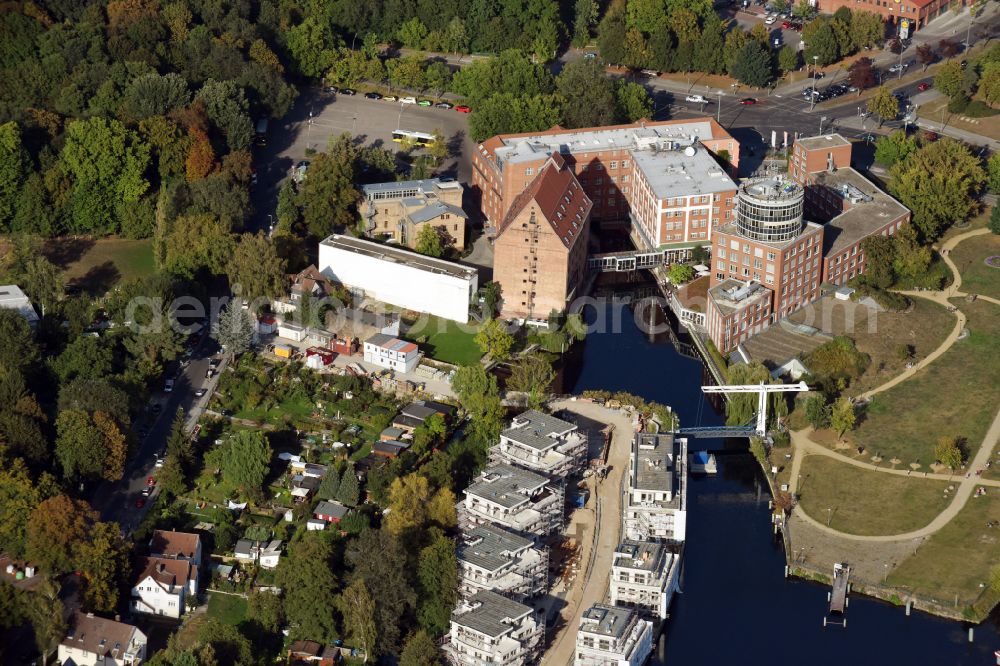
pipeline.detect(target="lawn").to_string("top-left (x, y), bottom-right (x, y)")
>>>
top-left (46, 238), bottom-right (155, 293)
top-left (845, 298), bottom-right (1000, 464)
top-left (206, 592), bottom-right (248, 625)
top-left (949, 229), bottom-right (1000, 302)
top-left (797, 456), bottom-right (951, 536)
top-left (918, 95), bottom-right (1000, 143)
top-left (406, 314), bottom-right (481, 366)
top-left (887, 491), bottom-right (1000, 615)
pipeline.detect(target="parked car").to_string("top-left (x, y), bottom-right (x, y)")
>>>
top-left (383, 95), bottom-right (398, 102)
top-left (685, 94), bottom-right (709, 104)
top-left (584, 52), bottom-right (597, 59)
top-left (917, 82), bottom-right (931, 92)
top-left (435, 102), bottom-right (453, 109)
top-left (154, 458), bottom-right (164, 469)
top-left (888, 63), bottom-right (906, 73)
top-left (164, 378), bottom-right (174, 392)
top-left (135, 497), bottom-right (146, 508)
top-left (455, 105), bottom-right (472, 113)
top-left (364, 92), bottom-right (382, 100)
top-left (400, 96), bottom-right (417, 104)
top-left (417, 99), bottom-right (433, 106)
top-left (141, 487), bottom-right (152, 497)
top-left (147, 476), bottom-right (156, 486)
top-left (740, 97), bottom-right (758, 105)
top-left (340, 88), bottom-right (356, 95)
top-left (195, 388), bottom-right (207, 397)
top-left (781, 20), bottom-right (791, 29)
top-left (764, 15), bottom-right (776, 24)
top-left (325, 86), bottom-right (338, 94)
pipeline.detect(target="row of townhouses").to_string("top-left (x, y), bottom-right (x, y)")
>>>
top-left (446, 410), bottom-right (587, 666)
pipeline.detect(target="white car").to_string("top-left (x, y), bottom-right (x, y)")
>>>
top-left (685, 95), bottom-right (708, 104)
top-left (400, 96), bottom-right (417, 105)
top-left (164, 378), bottom-right (174, 393)
top-left (764, 15), bottom-right (777, 24)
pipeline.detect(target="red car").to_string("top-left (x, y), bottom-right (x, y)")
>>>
top-left (781, 21), bottom-right (792, 29)
top-left (917, 82), bottom-right (931, 92)
top-left (146, 475), bottom-right (157, 486)
top-left (135, 497), bottom-right (146, 508)
top-left (455, 105), bottom-right (472, 113)
top-left (740, 98), bottom-right (758, 105)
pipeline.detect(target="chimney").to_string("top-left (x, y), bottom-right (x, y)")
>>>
top-left (156, 562), bottom-right (165, 574)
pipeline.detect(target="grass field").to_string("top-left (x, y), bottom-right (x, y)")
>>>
top-left (206, 592), bottom-right (248, 625)
top-left (918, 96), bottom-right (1000, 142)
top-left (407, 314), bottom-right (481, 366)
top-left (949, 230), bottom-right (1000, 302)
top-left (797, 456), bottom-right (951, 536)
top-left (888, 491), bottom-right (1000, 613)
top-left (47, 238), bottom-right (155, 293)
top-left (847, 298), bottom-right (1000, 464)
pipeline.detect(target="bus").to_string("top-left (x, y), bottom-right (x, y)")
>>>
top-left (255, 118), bottom-right (268, 146)
top-left (391, 129), bottom-right (436, 147)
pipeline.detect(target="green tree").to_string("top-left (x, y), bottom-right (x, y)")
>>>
top-left (0, 121), bottom-right (29, 229)
top-left (297, 137), bottom-right (359, 238)
top-left (892, 225), bottom-right (932, 281)
top-left (830, 396), bottom-right (856, 440)
top-left (867, 86), bottom-right (899, 126)
top-left (507, 353), bottom-right (555, 409)
top-left (0, 456), bottom-right (40, 557)
top-left (933, 60), bottom-right (964, 99)
top-left (730, 41), bottom-right (773, 88)
top-left (934, 435), bottom-right (963, 469)
top-left (572, 0), bottom-right (599, 46)
top-left (615, 81), bottom-right (653, 122)
top-left (451, 50), bottom-right (554, 108)
top-left (667, 264), bottom-right (695, 284)
top-left (445, 17), bottom-right (469, 53)
top-left (347, 529), bottom-right (416, 656)
top-left (416, 533), bottom-right (458, 634)
top-left (387, 56), bottom-right (427, 91)
top-left (212, 301), bottom-right (255, 357)
top-left (221, 430), bottom-right (272, 500)
top-left (723, 29), bottom-right (750, 75)
top-left (452, 365), bottom-right (506, 442)
top-left (425, 62), bottom-right (453, 96)
top-left (597, 9), bottom-right (627, 66)
top-left (74, 521), bottom-right (131, 612)
top-left (749, 436), bottom-right (767, 466)
top-left (858, 234), bottom-right (895, 289)
top-left (276, 533), bottom-right (339, 642)
top-left (227, 232), bottom-right (287, 305)
top-left (805, 336), bottom-right (870, 392)
top-left (20, 255), bottom-right (63, 316)
top-left (196, 80), bottom-right (254, 151)
top-left (339, 579), bottom-right (377, 662)
top-left (556, 59), bottom-right (617, 129)
top-left (415, 224), bottom-right (446, 257)
top-left (850, 11), bottom-right (884, 51)
top-left (724, 362), bottom-right (771, 426)
top-left (792, 0), bottom-right (813, 18)
top-left (400, 630), bottom-right (442, 666)
top-left (26, 581), bottom-right (65, 666)
top-left (803, 394), bottom-right (831, 429)
top-left (398, 18), bottom-right (429, 49)
top-left (481, 281), bottom-right (502, 319)
top-left (474, 318), bottom-right (515, 361)
top-left (467, 93), bottom-right (563, 143)
top-left (52, 336), bottom-right (113, 384)
top-left (318, 467), bottom-right (341, 500)
top-left (246, 589), bottom-right (285, 634)
top-left (987, 153), bottom-right (1000, 194)
top-left (161, 213), bottom-right (234, 278)
top-left (286, 16), bottom-right (340, 78)
top-left (981, 62), bottom-right (1000, 108)
top-left (888, 139), bottom-right (986, 240)
top-left (778, 45), bottom-right (801, 74)
top-left (873, 130), bottom-right (918, 167)
top-left (802, 19), bottom-right (839, 67)
top-left (55, 409), bottom-right (106, 481)
top-left (385, 474), bottom-right (431, 536)
top-left (989, 205), bottom-right (1000, 235)
top-left (337, 465), bottom-right (361, 506)
top-left (0, 308), bottom-right (38, 372)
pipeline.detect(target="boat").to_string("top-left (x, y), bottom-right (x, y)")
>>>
top-left (689, 451), bottom-right (718, 474)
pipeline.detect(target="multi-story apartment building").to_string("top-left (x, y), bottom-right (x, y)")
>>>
top-left (58, 612), bottom-right (147, 666)
top-left (490, 409), bottom-right (587, 478)
top-left (623, 432), bottom-right (688, 544)
top-left (456, 523), bottom-right (547, 601)
top-left (474, 119), bottom-right (739, 255)
top-left (492, 153), bottom-right (592, 320)
top-left (360, 178), bottom-right (467, 250)
top-left (574, 605), bottom-right (654, 666)
top-left (460, 464), bottom-right (564, 537)
top-left (446, 590), bottom-right (543, 666)
top-left (609, 540), bottom-right (680, 621)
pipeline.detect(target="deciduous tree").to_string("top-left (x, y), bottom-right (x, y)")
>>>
top-left (415, 224), bottom-right (446, 257)
top-left (730, 41), bottom-right (773, 88)
top-left (400, 630), bottom-right (442, 666)
top-left (74, 521), bottom-right (130, 612)
top-left (935, 435), bottom-right (963, 469)
top-left (26, 495), bottom-right (94, 574)
top-left (507, 353), bottom-right (554, 409)
top-left (830, 396), bottom-right (856, 440)
top-left (221, 430), bottom-right (271, 500)
top-left (347, 529), bottom-right (416, 655)
top-left (276, 533), bottom-right (338, 643)
top-left (848, 57), bottom-right (876, 91)
top-left (867, 86), bottom-right (899, 126)
top-left (339, 579), bottom-right (377, 662)
top-left (474, 318), bottom-right (515, 361)
top-left (227, 232), bottom-right (286, 305)
top-left (416, 533), bottom-right (457, 634)
top-left (873, 130), bottom-right (917, 167)
top-left (557, 58), bottom-right (617, 129)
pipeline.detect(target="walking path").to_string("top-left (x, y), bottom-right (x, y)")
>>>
top-left (789, 227), bottom-right (1000, 542)
top-left (542, 400), bottom-right (635, 666)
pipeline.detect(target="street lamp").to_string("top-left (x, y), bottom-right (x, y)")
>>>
top-left (810, 56), bottom-right (819, 111)
top-left (717, 90), bottom-right (723, 123)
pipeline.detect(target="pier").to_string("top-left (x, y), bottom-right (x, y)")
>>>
top-left (825, 563), bottom-right (851, 628)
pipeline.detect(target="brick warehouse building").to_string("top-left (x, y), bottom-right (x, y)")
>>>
top-left (705, 134), bottom-right (911, 354)
top-left (493, 153), bottom-right (592, 320)
top-left (809, 0), bottom-right (964, 35)
top-left (473, 119), bottom-right (740, 257)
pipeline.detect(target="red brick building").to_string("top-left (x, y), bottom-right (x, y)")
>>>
top-left (492, 153), bottom-right (592, 320)
top-left (473, 118), bottom-right (739, 255)
top-left (812, 0), bottom-right (962, 34)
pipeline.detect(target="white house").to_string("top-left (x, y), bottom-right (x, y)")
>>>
top-left (574, 605), bottom-right (653, 666)
top-left (277, 320), bottom-right (307, 342)
top-left (609, 540), bottom-right (680, 621)
top-left (445, 590), bottom-right (542, 666)
top-left (130, 557), bottom-right (199, 618)
top-left (234, 539), bottom-right (283, 569)
top-left (623, 432), bottom-right (688, 543)
top-left (457, 523), bottom-right (547, 601)
top-left (363, 333), bottom-right (420, 373)
top-left (58, 612), bottom-right (147, 666)
top-left (490, 410), bottom-right (587, 478)
top-left (0, 284), bottom-right (39, 325)
top-left (459, 464), bottom-right (564, 537)
top-left (318, 234), bottom-right (478, 323)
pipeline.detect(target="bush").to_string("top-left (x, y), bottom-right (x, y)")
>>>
top-left (947, 94), bottom-right (970, 113)
top-left (964, 100), bottom-right (1000, 118)
top-left (989, 206), bottom-right (1000, 235)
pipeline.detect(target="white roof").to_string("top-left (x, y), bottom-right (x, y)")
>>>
top-left (0, 285), bottom-right (38, 322)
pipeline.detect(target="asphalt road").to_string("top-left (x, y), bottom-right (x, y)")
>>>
top-left (92, 331), bottom-right (223, 530)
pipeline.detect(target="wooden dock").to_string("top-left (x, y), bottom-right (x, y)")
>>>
top-left (824, 563), bottom-right (851, 627)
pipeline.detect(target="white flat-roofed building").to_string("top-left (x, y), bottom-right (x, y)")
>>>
top-left (574, 604), bottom-right (653, 666)
top-left (609, 540), bottom-right (680, 620)
top-left (623, 432), bottom-right (688, 543)
top-left (318, 234), bottom-right (478, 323)
top-left (457, 523), bottom-right (547, 601)
top-left (363, 333), bottom-right (420, 373)
top-left (490, 410), bottom-right (587, 478)
top-left (0, 284), bottom-right (39, 325)
top-left (459, 464), bottom-right (564, 537)
top-left (445, 590), bottom-right (542, 666)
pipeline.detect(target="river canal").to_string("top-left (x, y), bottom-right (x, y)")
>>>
top-left (567, 295), bottom-right (1000, 665)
